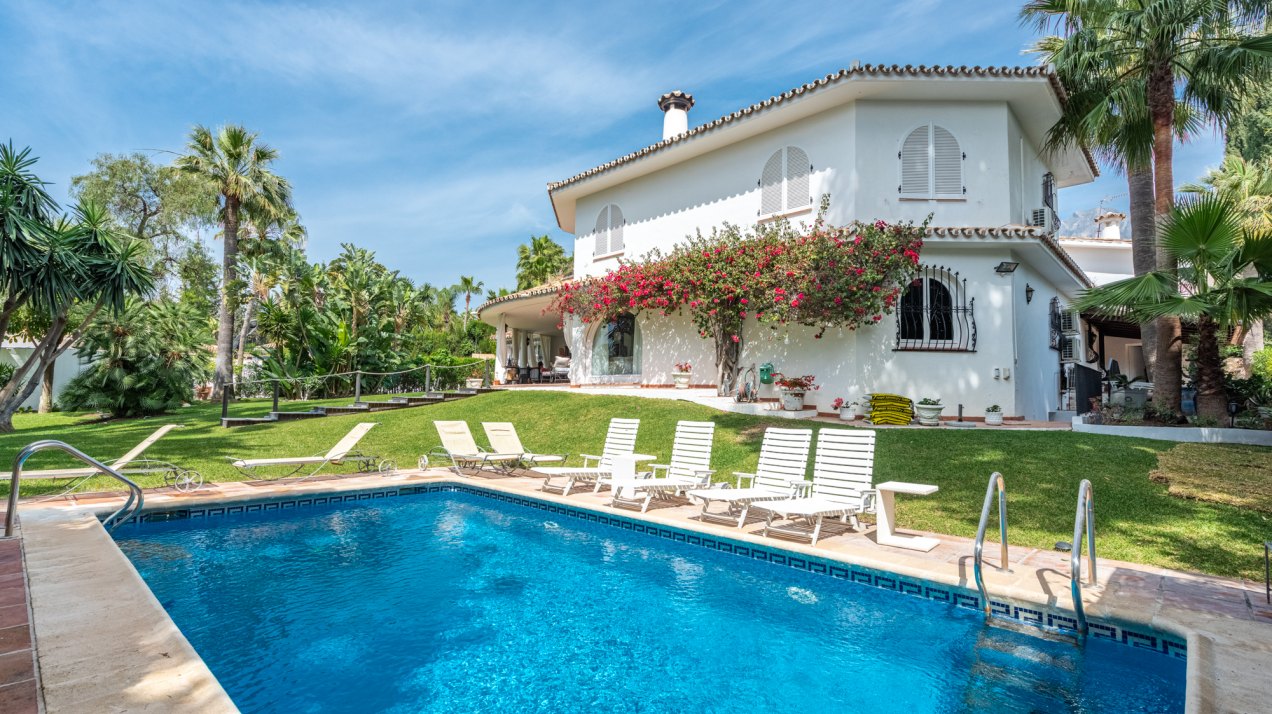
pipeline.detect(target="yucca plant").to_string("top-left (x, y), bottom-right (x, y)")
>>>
top-left (1075, 196), bottom-right (1272, 419)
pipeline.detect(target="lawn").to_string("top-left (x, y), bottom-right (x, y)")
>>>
top-left (2, 390), bottom-right (1268, 580)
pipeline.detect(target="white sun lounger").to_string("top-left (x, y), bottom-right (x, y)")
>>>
top-left (4, 424), bottom-right (205, 491)
top-left (686, 427), bottom-right (812, 527)
top-left (609, 420), bottom-right (715, 512)
top-left (752, 429), bottom-right (877, 545)
top-left (232, 422), bottom-right (386, 480)
top-left (481, 422), bottom-right (567, 468)
top-left (427, 421), bottom-right (523, 476)
top-left (4, 423), bottom-right (181, 480)
top-left (534, 417), bottom-right (639, 496)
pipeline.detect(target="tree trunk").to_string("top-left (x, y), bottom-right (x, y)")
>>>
top-left (38, 361), bottom-right (54, 413)
top-left (236, 296), bottom-right (255, 382)
top-left (212, 195), bottom-right (241, 400)
top-left (1243, 320), bottom-right (1265, 376)
top-left (1127, 163), bottom-right (1158, 381)
top-left (1148, 64), bottom-right (1183, 418)
top-left (0, 303), bottom-right (105, 433)
top-left (1193, 315), bottom-right (1227, 420)
top-left (713, 320), bottom-right (741, 396)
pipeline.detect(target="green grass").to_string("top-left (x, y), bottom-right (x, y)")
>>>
top-left (3, 391), bottom-right (1269, 580)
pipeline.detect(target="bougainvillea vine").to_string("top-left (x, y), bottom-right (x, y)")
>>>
top-left (550, 199), bottom-right (927, 392)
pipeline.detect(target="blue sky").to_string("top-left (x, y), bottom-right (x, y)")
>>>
top-left (2, 0), bottom-right (1226, 292)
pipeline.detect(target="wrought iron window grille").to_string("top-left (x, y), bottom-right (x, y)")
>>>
top-left (894, 265), bottom-right (976, 352)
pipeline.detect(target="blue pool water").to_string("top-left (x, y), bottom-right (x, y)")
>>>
top-left (115, 490), bottom-right (1186, 713)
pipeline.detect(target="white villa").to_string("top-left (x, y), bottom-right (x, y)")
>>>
top-left (481, 64), bottom-right (1142, 421)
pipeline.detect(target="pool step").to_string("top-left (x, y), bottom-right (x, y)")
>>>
top-left (961, 626), bottom-right (1080, 712)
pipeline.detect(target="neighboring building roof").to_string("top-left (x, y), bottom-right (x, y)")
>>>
top-left (548, 63), bottom-right (1098, 231)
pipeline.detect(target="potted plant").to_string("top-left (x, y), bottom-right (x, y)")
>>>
top-left (832, 397), bottom-right (860, 421)
top-left (914, 397), bottom-right (944, 426)
top-left (465, 364), bottom-right (486, 389)
top-left (774, 374), bottom-right (817, 411)
top-left (984, 404), bottom-right (1003, 426)
top-left (672, 361), bottom-right (692, 389)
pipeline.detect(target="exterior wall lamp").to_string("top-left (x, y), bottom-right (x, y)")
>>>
top-left (1025, 284), bottom-right (1035, 304)
top-left (994, 261), bottom-right (1019, 274)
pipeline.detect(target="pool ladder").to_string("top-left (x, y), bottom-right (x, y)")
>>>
top-left (973, 475), bottom-right (1098, 638)
top-left (1070, 479), bottom-right (1098, 637)
top-left (3, 440), bottom-right (144, 537)
top-left (972, 472), bottom-right (1010, 619)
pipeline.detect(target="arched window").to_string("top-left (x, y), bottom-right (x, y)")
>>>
top-left (591, 314), bottom-right (641, 376)
top-left (899, 124), bottom-right (964, 199)
top-left (592, 204), bottom-right (625, 257)
top-left (759, 146), bottom-right (811, 216)
top-left (896, 266), bottom-right (976, 351)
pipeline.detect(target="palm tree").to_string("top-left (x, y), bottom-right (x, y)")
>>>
top-left (455, 275), bottom-right (484, 327)
top-left (1182, 154), bottom-right (1272, 370)
top-left (1075, 196), bottom-right (1272, 418)
top-left (1182, 154), bottom-right (1272, 230)
top-left (515, 235), bottom-right (570, 290)
top-left (1023, 0), bottom-right (1272, 415)
top-left (176, 125), bottom-right (291, 399)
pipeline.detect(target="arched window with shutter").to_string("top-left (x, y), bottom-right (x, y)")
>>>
top-left (758, 146), bottom-right (811, 217)
top-left (899, 124), bottom-right (964, 199)
top-left (591, 204), bottom-right (625, 258)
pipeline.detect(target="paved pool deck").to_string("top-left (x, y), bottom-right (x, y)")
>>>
top-left (13, 469), bottom-right (1272, 713)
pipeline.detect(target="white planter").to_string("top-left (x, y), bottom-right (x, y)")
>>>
top-left (839, 406), bottom-right (854, 421)
top-left (984, 411), bottom-right (1004, 426)
top-left (780, 390), bottom-right (806, 411)
top-left (465, 378), bottom-right (484, 389)
top-left (914, 403), bottom-right (944, 426)
top-left (672, 372), bottom-right (692, 389)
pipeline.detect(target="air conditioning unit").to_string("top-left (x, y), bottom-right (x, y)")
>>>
top-left (1060, 308), bottom-right (1080, 335)
top-left (1029, 208), bottom-right (1048, 228)
top-left (1060, 335), bottom-right (1081, 363)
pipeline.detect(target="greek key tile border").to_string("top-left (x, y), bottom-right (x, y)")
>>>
top-left (115, 482), bottom-right (1187, 660)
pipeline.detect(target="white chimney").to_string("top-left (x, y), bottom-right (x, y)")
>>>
top-left (658, 90), bottom-right (694, 141)
top-left (1094, 211), bottom-right (1126, 240)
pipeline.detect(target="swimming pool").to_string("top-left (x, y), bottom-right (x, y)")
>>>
top-left (115, 487), bottom-right (1186, 713)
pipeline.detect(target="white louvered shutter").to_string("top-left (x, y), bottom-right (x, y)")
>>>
top-left (760, 150), bottom-right (784, 216)
top-left (608, 205), bottom-right (624, 253)
top-left (933, 126), bottom-right (963, 197)
top-left (900, 126), bottom-right (930, 197)
top-left (593, 206), bottom-right (609, 256)
top-left (785, 146), bottom-right (809, 211)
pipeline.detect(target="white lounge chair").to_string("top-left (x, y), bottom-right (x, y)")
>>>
top-left (481, 422), bottom-right (567, 469)
top-left (5, 424), bottom-right (204, 491)
top-left (533, 417), bottom-right (639, 496)
top-left (752, 429), bottom-right (877, 545)
top-left (231, 422), bottom-right (390, 480)
top-left (608, 420), bottom-right (715, 512)
top-left (425, 421), bottom-right (523, 476)
top-left (686, 427), bottom-right (812, 527)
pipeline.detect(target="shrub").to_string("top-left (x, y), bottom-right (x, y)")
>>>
top-left (61, 299), bottom-right (211, 417)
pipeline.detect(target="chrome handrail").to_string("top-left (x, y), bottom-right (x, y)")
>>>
top-left (4, 440), bottom-right (144, 537)
top-left (1070, 479), bottom-right (1097, 636)
top-left (973, 471), bottom-right (1009, 618)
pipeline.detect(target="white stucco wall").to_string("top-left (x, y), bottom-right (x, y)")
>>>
top-left (1, 345), bottom-right (86, 410)
top-left (554, 94), bottom-right (1089, 417)
top-left (573, 100), bottom-right (1050, 277)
